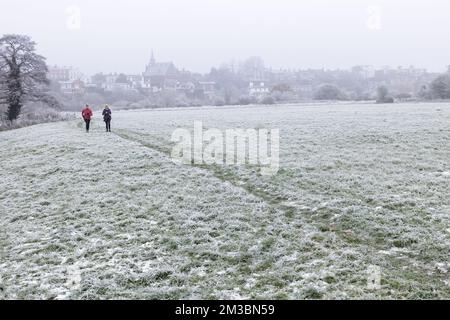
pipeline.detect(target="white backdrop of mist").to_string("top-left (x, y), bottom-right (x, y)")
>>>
top-left (1, 0), bottom-right (449, 75)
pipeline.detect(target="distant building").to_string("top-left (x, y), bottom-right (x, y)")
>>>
top-left (105, 74), bottom-right (118, 84)
top-left (176, 81), bottom-right (196, 96)
top-left (196, 81), bottom-right (216, 99)
top-left (48, 66), bottom-right (86, 95)
top-left (249, 80), bottom-right (270, 97)
top-left (143, 51), bottom-right (179, 93)
top-left (103, 82), bottom-right (132, 92)
top-left (351, 65), bottom-right (375, 79)
top-left (127, 75), bottom-right (144, 89)
top-left (89, 73), bottom-right (138, 92)
top-left (48, 65), bottom-right (82, 82)
top-left (198, 81), bottom-right (215, 94)
top-left (59, 79), bottom-right (85, 95)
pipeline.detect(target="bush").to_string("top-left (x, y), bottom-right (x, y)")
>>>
top-left (376, 86), bottom-right (395, 104)
top-left (214, 99), bottom-right (225, 106)
top-left (0, 106), bottom-right (75, 131)
top-left (314, 84), bottom-right (347, 101)
top-left (259, 96), bottom-right (275, 105)
top-left (238, 95), bottom-right (256, 105)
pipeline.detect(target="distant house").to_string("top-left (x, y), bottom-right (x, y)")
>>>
top-left (143, 52), bottom-right (179, 93)
top-left (48, 65), bottom-right (82, 82)
top-left (105, 73), bottom-right (119, 84)
top-left (127, 75), bottom-right (144, 89)
top-left (351, 65), bottom-right (375, 79)
top-left (198, 81), bottom-right (215, 93)
top-left (99, 73), bottom-right (119, 91)
top-left (59, 79), bottom-right (85, 95)
top-left (103, 82), bottom-right (132, 92)
top-left (249, 80), bottom-right (270, 97)
top-left (48, 65), bottom-right (86, 95)
top-left (176, 81), bottom-right (196, 95)
top-left (92, 73), bottom-right (138, 92)
top-left (193, 81), bottom-right (216, 99)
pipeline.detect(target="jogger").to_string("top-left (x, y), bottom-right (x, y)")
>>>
top-left (102, 105), bottom-right (112, 132)
top-left (81, 104), bottom-right (93, 132)
top-left (85, 119), bottom-right (91, 132)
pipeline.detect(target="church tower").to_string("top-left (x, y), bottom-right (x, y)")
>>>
top-left (150, 50), bottom-right (156, 66)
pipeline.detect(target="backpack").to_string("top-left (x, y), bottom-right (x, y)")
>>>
top-left (103, 109), bottom-right (111, 121)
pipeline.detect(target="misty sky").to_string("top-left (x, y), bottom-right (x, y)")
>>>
top-left (1, 0), bottom-right (449, 75)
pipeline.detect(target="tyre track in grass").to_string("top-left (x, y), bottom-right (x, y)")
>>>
top-left (111, 127), bottom-right (450, 299)
top-left (111, 128), bottom-right (358, 299)
top-left (39, 121), bottom-right (356, 299)
top-left (1, 121), bottom-right (295, 299)
top-left (112, 128), bottom-right (294, 209)
top-left (91, 123), bottom-right (341, 299)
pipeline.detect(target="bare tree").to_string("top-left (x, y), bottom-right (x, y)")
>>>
top-left (0, 34), bottom-right (60, 121)
top-left (239, 56), bottom-right (266, 79)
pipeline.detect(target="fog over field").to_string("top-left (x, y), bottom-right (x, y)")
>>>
top-left (2, 0), bottom-right (450, 73)
top-left (0, 0), bottom-right (449, 303)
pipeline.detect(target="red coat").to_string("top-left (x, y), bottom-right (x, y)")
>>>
top-left (82, 107), bottom-right (93, 120)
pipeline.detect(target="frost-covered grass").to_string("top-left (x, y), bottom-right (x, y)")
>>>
top-left (0, 103), bottom-right (449, 299)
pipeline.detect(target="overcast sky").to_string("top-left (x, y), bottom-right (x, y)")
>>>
top-left (1, 0), bottom-right (449, 75)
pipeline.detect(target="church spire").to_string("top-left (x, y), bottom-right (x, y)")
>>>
top-left (150, 50), bottom-right (156, 66)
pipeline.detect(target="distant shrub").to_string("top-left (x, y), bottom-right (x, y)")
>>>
top-left (376, 86), bottom-right (395, 104)
top-left (260, 96), bottom-right (275, 105)
top-left (214, 98), bottom-right (225, 106)
top-left (0, 107), bottom-right (74, 131)
top-left (314, 84), bottom-right (347, 101)
top-left (238, 96), bottom-right (251, 105)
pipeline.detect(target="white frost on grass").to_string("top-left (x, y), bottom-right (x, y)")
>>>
top-left (0, 103), bottom-right (449, 299)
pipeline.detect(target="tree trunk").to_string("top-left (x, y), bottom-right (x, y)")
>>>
top-left (6, 68), bottom-right (23, 122)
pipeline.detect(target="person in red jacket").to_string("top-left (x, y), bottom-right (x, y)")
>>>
top-left (81, 104), bottom-right (93, 132)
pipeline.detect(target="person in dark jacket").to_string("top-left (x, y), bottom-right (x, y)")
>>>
top-left (81, 104), bottom-right (93, 132)
top-left (102, 105), bottom-right (112, 132)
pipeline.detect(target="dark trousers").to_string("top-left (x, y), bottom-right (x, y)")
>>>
top-left (84, 119), bottom-right (91, 132)
top-left (105, 120), bottom-right (111, 132)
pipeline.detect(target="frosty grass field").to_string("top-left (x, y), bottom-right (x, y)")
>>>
top-left (0, 102), bottom-right (449, 300)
